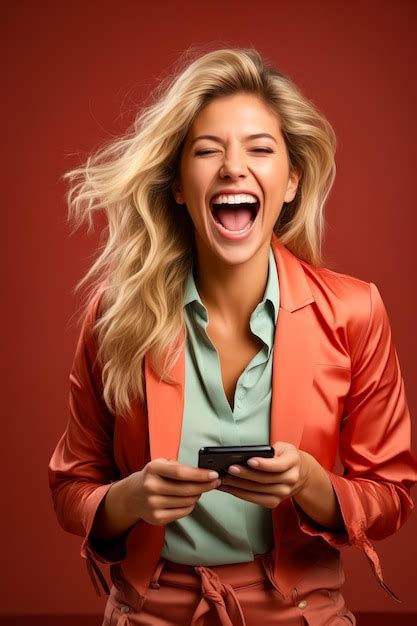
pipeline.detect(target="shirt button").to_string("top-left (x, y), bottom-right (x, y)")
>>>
top-left (120, 605), bottom-right (131, 613)
top-left (297, 600), bottom-right (307, 609)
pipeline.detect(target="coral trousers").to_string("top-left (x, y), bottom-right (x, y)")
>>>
top-left (102, 552), bottom-right (356, 625)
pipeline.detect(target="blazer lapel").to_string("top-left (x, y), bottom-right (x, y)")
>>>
top-left (145, 337), bottom-right (185, 461)
top-left (270, 237), bottom-right (318, 451)
top-left (269, 238), bottom-right (320, 590)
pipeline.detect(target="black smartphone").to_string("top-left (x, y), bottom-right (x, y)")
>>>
top-left (198, 445), bottom-right (274, 477)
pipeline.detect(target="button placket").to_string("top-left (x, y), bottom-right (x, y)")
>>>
top-left (293, 587), bottom-right (308, 610)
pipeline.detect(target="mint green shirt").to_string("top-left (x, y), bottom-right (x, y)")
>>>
top-left (161, 247), bottom-right (279, 565)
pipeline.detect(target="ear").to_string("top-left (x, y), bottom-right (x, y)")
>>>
top-left (284, 166), bottom-right (301, 203)
top-left (171, 179), bottom-right (185, 205)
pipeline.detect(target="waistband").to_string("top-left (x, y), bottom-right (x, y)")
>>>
top-left (155, 553), bottom-right (272, 589)
top-left (148, 552), bottom-right (280, 626)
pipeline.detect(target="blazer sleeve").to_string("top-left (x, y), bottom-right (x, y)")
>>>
top-left (292, 281), bottom-right (417, 602)
top-left (48, 289), bottom-right (131, 575)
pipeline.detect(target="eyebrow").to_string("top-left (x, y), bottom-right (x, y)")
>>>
top-left (190, 133), bottom-right (278, 146)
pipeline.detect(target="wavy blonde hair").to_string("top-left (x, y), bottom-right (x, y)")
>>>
top-left (66, 45), bottom-right (336, 418)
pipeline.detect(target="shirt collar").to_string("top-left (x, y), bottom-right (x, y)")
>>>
top-left (262, 246), bottom-right (279, 324)
top-left (183, 247), bottom-right (279, 324)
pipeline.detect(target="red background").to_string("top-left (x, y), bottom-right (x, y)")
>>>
top-left (2, 0), bottom-right (417, 618)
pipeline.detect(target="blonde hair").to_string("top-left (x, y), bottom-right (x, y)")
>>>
top-left (65, 45), bottom-right (336, 417)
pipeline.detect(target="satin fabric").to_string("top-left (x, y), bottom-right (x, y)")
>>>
top-left (102, 552), bottom-right (356, 625)
top-left (48, 234), bottom-right (417, 623)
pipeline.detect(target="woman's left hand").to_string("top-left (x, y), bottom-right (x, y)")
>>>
top-left (217, 442), bottom-right (312, 508)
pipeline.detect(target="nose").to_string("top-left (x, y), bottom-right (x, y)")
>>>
top-left (219, 147), bottom-right (248, 180)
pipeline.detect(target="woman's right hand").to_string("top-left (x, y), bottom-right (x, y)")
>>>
top-left (125, 458), bottom-right (222, 526)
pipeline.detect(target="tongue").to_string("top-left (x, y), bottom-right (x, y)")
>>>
top-left (216, 207), bottom-right (253, 231)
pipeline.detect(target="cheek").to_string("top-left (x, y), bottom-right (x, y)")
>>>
top-left (262, 168), bottom-right (291, 200)
top-left (181, 178), bottom-right (208, 216)
top-left (264, 194), bottom-right (286, 223)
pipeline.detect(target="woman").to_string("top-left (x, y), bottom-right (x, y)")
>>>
top-left (48, 47), bottom-right (417, 625)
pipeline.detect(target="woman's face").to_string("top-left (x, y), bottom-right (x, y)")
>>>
top-left (173, 92), bottom-right (300, 267)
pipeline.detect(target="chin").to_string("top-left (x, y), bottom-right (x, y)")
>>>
top-left (210, 238), bottom-right (269, 268)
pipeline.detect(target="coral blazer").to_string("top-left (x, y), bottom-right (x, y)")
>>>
top-left (48, 234), bottom-right (417, 609)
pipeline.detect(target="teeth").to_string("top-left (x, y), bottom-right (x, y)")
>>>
top-left (211, 193), bottom-right (258, 205)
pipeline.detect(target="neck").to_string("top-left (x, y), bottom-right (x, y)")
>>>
top-left (193, 240), bottom-right (271, 330)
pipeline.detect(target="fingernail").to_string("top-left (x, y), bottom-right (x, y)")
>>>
top-left (248, 459), bottom-right (259, 467)
top-left (228, 465), bottom-right (240, 474)
top-left (208, 471), bottom-right (219, 479)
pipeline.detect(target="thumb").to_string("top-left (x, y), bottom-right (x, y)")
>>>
top-left (272, 442), bottom-right (287, 456)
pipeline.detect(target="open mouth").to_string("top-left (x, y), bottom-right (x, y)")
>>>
top-left (210, 199), bottom-right (260, 232)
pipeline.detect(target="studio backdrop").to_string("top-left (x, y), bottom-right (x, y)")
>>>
top-left (2, 0), bottom-right (416, 620)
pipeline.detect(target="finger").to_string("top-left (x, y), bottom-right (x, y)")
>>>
top-left (157, 476), bottom-right (222, 496)
top-left (226, 462), bottom-right (287, 483)
top-left (271, 442), bottom-right (289, 456)
top-left (221, 473), bottom-right (296, 499)
top-left (245, 454), bottom-right (291, 473)
top-left (221, 474), bottom-right (279, 492)
top-left (243, 441), bottom-right (291, 471)
top-left (151, 459), bottom-right (219, 483)
top-left (217, 485), bottom-right (280, 509)
top-left (149, 493), bottom-right (202, 509)
top-left (151, 504), bottom-right (196, 526)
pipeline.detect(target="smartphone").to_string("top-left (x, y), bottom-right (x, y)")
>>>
top-left (198, 445), bottom-right (274, 477)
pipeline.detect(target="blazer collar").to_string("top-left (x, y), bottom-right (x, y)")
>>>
top-left (270, 233), bottom-right (314, 312)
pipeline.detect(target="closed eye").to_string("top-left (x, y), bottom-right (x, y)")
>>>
top-left (195, 150), bottom-right (217, 155)
top-left (252, 148), bottom-right (274, 153)
top-left (195, 147), bottom-right (274, 156)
